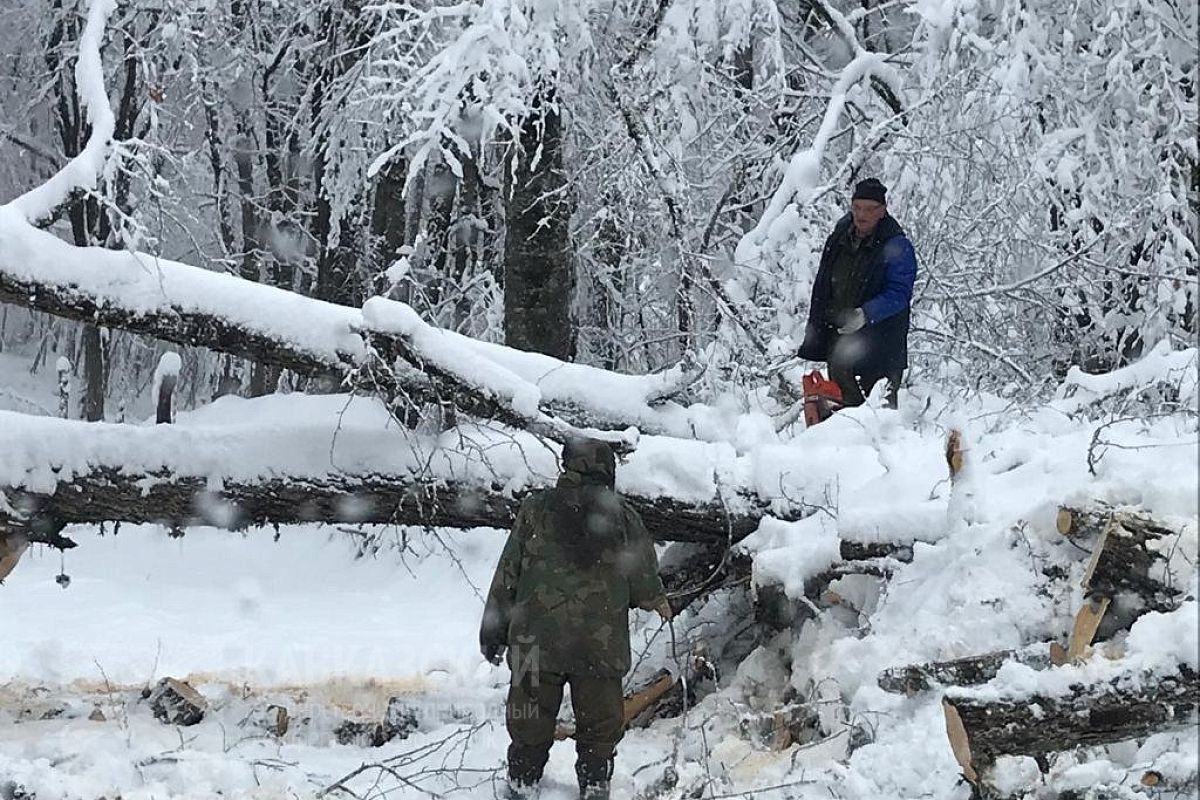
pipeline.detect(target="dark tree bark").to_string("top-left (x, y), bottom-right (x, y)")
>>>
top-left (2, 466), bottom-right (806, 550)
top-left (503, 91), bottom-right (575, 359)
top-left (201, 73), bottom-right (237, 257)
top-left (80, 324), bottom-right (107, 420)
top-left (877, 646), bottom-right (1054, 695)
top-left (369, 155), bottom-right (408, 283)
top-left (1058, 505), bottom-right (1184, 612)
top-left (156, 372), bottom-right (176, 424)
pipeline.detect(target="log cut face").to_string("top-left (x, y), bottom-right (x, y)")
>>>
top-left (0, 534), bottom-right (29, 581)
top-left (944, 666), bottom-right (1199, 773)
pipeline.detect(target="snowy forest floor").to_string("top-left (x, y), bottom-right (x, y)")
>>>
top-left (1, 347), bottom-right (1197, 800)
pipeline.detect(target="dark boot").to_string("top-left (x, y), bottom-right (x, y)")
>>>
top-left (579, 781), bottom-right (610, 800)
top-left (502, 779), bottom-right (539, 800)
top-left (505, 746), bottom-right (546, 799)
top-left (576, 755), bottom-right (613, 800)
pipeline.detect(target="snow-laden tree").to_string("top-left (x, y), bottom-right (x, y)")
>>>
top-left (889, 0), bottom-right (1198, 386)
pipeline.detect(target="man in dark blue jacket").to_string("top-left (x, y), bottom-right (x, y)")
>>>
top-left (798, 178), bottom-right (917, 407)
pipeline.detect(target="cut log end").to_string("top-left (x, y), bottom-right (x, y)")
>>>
top-left (1066, 595), bottom-right (1111, 662)
top-left (0, 535), bottom-right (29, 583)
top-left (1079, 523), bottom-right (1113, 590)
top-left (1056, 508), bottom-right (1074, 536)
top-left (148, 677), bottom-right (207, 726)
top-left (942, 699), bottom-right (978, 783)
top-left (946, 429), bottom-right (965, 480)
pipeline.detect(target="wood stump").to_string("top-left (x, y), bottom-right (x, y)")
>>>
top-left (148, 678), bottom-right (207, 726)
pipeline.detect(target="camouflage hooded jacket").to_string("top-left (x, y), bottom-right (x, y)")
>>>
top-left (479, 440), bottom-right (667, 678)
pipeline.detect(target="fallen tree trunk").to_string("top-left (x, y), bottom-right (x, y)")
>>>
top-left (0, 467), bottom-right (800, 549)
top-left (837, 540), bottom-right (914, 563)
top-left (943, 665), bottom-right (1199, 782)
top-left (0, 267), bottom-right (692, 440)
top-left (0, 269), bottom-right (353, 383)
top-left (0, 267), bottom-right (588, 445)
top-left (878, 645), bottom-right (1054, 695)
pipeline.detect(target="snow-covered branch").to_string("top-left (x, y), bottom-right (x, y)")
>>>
top-left (6, 0), bottom-right (118, 225)
top-left (1052, 341), bottom-right (1198, 414)
top-left (735, 50), bottom-right (899, 269)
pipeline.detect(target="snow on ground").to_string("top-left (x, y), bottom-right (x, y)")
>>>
top-left (1, 347), bottom-right (1197, 800)
top-left (1, 526), bottom-right (503, 686)
top-left (0, 351), bottom-right (60, 417)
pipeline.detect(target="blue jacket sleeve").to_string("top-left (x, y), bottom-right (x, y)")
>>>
top-left (862, 235), bottom-right (917, 324)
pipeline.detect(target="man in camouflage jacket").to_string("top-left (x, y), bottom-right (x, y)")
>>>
top-left (480, 437), bottom-right (670, 800)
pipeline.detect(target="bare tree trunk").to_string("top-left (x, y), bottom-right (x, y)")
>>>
top-left (503, 91), bottom-right (575, 359)
top-left (369, 155), bottom-right (408, 286)
top-left (591, 192), bottom-right (625, 370)
top-left (80, 324), bottom-right (106, 420)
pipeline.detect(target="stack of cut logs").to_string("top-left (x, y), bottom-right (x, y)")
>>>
top-left (873, 504), bottom-right (1194, 792)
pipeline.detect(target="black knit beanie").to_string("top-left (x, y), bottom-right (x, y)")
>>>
top-left (851, 178), bottom-right (887, 204)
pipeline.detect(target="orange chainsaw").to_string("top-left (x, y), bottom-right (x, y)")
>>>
top-left (802, 370), bottom-right (843, 427)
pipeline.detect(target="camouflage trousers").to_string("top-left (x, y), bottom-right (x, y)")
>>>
top-left (506, 669), bottom-right (623, 788)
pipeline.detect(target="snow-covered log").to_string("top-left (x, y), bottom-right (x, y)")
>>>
top-left (0, 220), bottom-right (700, 441)
top-left (877, 645), bottom-right (1054, 695)
top-left (1057, 505), bottom-right (1179, 546)
top-left (942, 665), bottom-right (1199, 782)
top-left (0, 468), bottom-right (792, 550)
top-left (0, 264), bottom-right (583, 445)
top-left (0, 258), bottom-right (360, 381)
top-left (1070, 509), bottom-right (1183, 613)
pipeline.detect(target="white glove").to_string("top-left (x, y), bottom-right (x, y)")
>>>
top-left (837, 308), bottom-right (867, 335)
